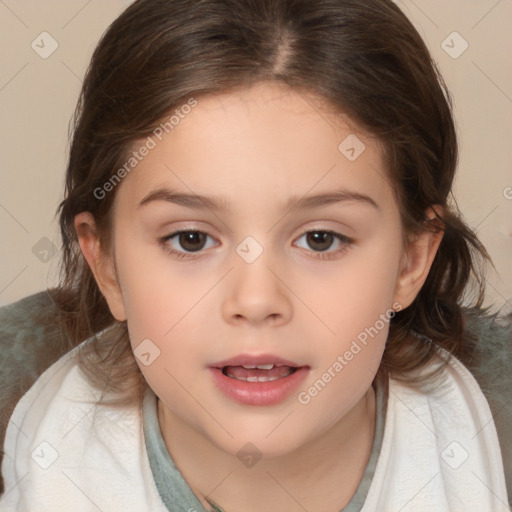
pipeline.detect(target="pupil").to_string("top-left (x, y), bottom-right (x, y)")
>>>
top-left (308, 232), bottom-right (333, 252)
top-left (180, 232), bottom-right (205, 252)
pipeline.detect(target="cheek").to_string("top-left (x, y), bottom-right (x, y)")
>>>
top-left (113, 235), bottom-right (216, 387)
top-left (114, 235), bottom-right (198, 340)
top-left (301, 234), bottom-right (402, 341)
top-left (295, 303), bottom-right (392, 437)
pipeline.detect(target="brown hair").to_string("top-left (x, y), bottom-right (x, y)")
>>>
top-left (55, 0), bottom-right (490, 399)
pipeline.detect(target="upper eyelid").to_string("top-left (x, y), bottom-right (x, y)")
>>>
top-left (162, 227), bottom-right (351, 238)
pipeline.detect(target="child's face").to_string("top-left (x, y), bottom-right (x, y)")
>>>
top-left (92, 81), bottom-right (417, 457)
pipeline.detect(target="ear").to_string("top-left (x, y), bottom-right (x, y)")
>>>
top-left (74, 212), bottom-right (127, 321)
top-left (393, 206), bottom-right (444, 310)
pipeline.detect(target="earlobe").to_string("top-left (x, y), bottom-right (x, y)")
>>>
top-left (393, 207), bottom-right (444, 310)
top-left (74, 212), bottom-right (127, 321)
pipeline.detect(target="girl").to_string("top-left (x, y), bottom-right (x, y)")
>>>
top-left (1, 0), bottom-right (510, 510)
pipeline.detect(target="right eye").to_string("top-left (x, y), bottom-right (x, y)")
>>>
top-left (159, 230), bottom-right (218, 259)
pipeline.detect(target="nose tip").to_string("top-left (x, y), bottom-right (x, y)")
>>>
top-left (222, 259), bottom-right (293, 328)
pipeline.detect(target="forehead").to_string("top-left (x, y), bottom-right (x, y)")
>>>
top-left (114, 81), bottom-right (395, 215)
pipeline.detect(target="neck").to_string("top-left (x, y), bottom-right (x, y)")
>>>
top-left (158, 385), bottom-right (377, 512)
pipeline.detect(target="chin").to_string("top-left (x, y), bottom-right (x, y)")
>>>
top-left (206, 419), bottom-right (312, 462)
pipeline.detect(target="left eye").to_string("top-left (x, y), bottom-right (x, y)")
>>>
top-left (161, 230), bottom-right (216, 253)
top-left (294, 230), bottom-right (351, 253)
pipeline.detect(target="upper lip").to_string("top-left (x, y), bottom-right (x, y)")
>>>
top-left (211, 354), bottom-right (303, 368)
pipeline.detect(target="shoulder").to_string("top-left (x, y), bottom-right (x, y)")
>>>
top-left (0, 343), bottom-right (86, 503)
top-left (2, 338), bottom-right (140, 462)
top-left (1, 342), bottom-right (99, 475)
top-left (384, 345), bottom-right (511, 508)
top-left (461, 306), bottom-right (512, 504)
top-left (0, 291), bottom-right (72, 495)
top-left (0, 343), bottom-right (163, 510)
top-left (372, 348), bottom-right (510, 510)
top-left (0, 291), bottom-right (72, 431)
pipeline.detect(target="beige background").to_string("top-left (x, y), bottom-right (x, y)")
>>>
top-left (1, 0), bottom-right (511, 313)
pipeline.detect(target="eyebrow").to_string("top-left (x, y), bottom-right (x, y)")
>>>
top-left (138, 187), bottom-right (379, 212)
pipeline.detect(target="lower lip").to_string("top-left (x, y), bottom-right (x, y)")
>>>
top-left (209, 366), bottom-right (309, 406)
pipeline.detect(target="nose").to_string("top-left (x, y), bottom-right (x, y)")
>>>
top-left (221, 253), bottom-right (293, 328)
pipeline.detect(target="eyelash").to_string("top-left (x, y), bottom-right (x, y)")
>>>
top-left (158, 229), bottom-right (354, 261)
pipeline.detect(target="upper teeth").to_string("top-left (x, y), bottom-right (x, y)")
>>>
top-left (242, 364), bottom-right (274, 370)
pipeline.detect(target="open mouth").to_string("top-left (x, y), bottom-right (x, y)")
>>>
top-left (222, 364), bottom-right (298, 382)
top-left (210, 359), bottom-right (309, 405)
